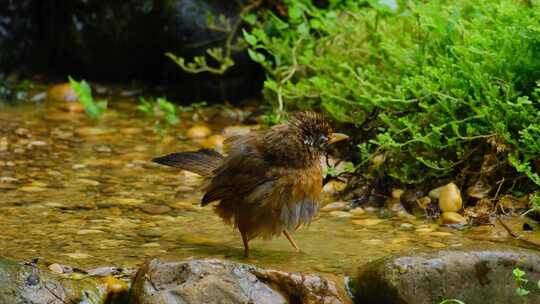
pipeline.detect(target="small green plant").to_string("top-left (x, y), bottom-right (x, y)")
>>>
top-left (177, 101), bottom-right (208, 121)
top-left (514, 267), bottom-right (531, 297)
top-left (324, 162), bottom-right (356, 179)
top-left (138, 97), bottom-right (179, 134)
top-left (513, 267), bottom-right (540, 298)
top-left (522, 194), bottom-right (540, 217)
top-left (166, 1), bottom-right (262, 75)
top-left (68, 76), bottom-right (107, 119)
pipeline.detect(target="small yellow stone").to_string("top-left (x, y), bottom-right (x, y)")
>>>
top-left (329, 211), bottom-right (352, 218)
top-left (441, 211), bottom-right (467, 225)
top-left (439, 183), bottom-right (463, 212)
top-left (415, 228), bottom-right (435, 233)
top-left (186, 125), bottom-right (211, 139)
top-left (352, 219), bottom-right (385, 226)
top-left (48, 263), bottom-right (64, 274)
top-left (427, 242), bottom-right (447, 248)
top-left (349, 207), bottom-right (366, 216)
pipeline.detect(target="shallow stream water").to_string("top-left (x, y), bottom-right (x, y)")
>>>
top-left (1, 96), bottom-right (539, 281)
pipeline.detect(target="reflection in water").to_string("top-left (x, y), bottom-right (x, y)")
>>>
top-left (0, 99), bottom-right (538, 278)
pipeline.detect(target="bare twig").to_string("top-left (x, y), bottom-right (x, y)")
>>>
top-left (498, 217), bottom-right (540, 249)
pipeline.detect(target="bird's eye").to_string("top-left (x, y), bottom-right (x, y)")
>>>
top-left (317, 134), bottom-right (328, 146)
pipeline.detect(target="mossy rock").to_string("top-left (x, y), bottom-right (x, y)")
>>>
top-left (0, 257), bottom-right (107, 304)
top-left (350, 244), bottom-right (540, 304)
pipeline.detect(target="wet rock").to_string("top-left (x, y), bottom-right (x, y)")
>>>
top-left (426, 241), bottom-right (447, 248)
top-left (329, 211), bottom-right (353, 218)
top-left (323, 180), bottom-right (347, 194)
top-left (414, 227), bottom-right (435, 234)
top-left (416, 196), bottom-right (431, 209)
top-left (18, 185), bottom-right (47, 193)
top-left (186, 125), bottom-right (211, 139)
top-left (76, 127), bottom-right (114, 137)
top-left (130, 258), bottom-right (346, 304)
top-left (351, 245), bottom-right (540, 304)
top-left (0, 257), bottom-right (106, 303)
top-left (441, 212), bottom-right (467, 225)
top-left (467, 179), bottom-right (492, 199)
top-left (400, 189), bottom-right (424, 211)
top-left (400, 223), bottom-right (414, 230)
top-left (140, 204), bottom-right (172, 215)
top-left (499, 195), bottom-right (527, 211)
top-left (137, 228), bottom-right (163, 238)
top-left (428, 185), bottom-right (444, 200)
top-left (47, 83), bottom-right (78, 102)
top-left (350, 207), bottom-right (366, 216)
top-left (438, 183), bottom-right (463, 212)
top-left (87, 266), bottom-right (123, 277)
top-left (47, 263), bottom-right (66, 274)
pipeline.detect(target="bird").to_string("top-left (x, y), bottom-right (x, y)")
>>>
top-left (152, 111), bottom-right (349, 258)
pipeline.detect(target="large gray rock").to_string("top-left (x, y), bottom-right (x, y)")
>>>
top-left (130, 258), bottom-right (346, 304)
top-left (0, 257), bottom-right (106, 304)
top-left (351, 245), bottom-right (540, 304)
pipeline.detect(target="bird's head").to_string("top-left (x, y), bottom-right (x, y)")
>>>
top-left (288, 111), bottom-right (349, 153)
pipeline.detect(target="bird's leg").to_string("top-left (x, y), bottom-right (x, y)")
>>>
top-left (283, 230), bottom-right (301, 252)
top-left (241, 232), bottom-right (250, 258)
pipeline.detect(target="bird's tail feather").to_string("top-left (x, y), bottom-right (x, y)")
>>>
top-left (152, 149), bottom-right (223, 177)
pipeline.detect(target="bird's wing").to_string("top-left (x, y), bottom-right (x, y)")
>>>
top-left (202, 134), bottom-right (272, 205)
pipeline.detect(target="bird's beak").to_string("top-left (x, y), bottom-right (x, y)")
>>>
top-left (328, 133), bottom-right (349, 144)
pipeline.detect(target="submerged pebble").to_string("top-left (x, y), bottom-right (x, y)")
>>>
top-left (321, 201), bottom-right (348, 212)
top-left (400, 223), bottom-right (414, 230)
top-left (352, 219), bottom-right (385, 226)
top-left (350, 207), bottom-right (366, 216)
top-left (47, 83), bottom-right (78, 102)
top-left (426, 241), bottom-right (447, 248)
top-left (442, 212), bottom-right (467, 225)
top-left (140, 204), bottom-right (171, 215)
top-left (329, 211), bottom-right (352, 218)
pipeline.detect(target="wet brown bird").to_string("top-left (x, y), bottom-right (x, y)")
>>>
top-left (153, 112), bottom-right (348, 257)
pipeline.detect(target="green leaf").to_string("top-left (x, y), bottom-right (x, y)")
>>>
top-left (516, 287), bottom-right (530, 297)
top-left (288, 4), bottom-right (304, 21)
top-left (242, 29), bottom-right (258, 46)
top-left (243, 13), bottom-right (257, 25)
top-left (247, 49), bottom-right (265, 63)
top-left (68, 76), bottom-right (106, 119)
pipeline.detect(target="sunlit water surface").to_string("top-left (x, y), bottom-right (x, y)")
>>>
top-left (1, 98), bottom-right (538, 282)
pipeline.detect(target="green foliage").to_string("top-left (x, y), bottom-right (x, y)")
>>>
top-left (513, 267), bottom-right (540, 298)
top-left (247, 0), bottom-right (540, 187)
top-left (166, 1), bottom-right (262, 75)
top-left (324, 162), bottom-right (356, 178)
top-left (138, 97), bottom-right (179, 134)
top-left (68, 77), bottom-right (107, 119)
